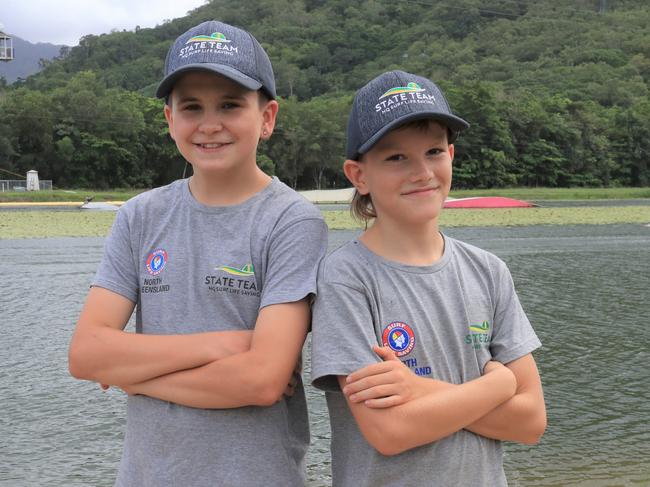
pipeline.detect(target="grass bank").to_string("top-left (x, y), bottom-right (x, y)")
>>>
top-left (0, 189), bottom-right (143, 203)
top-left (1, 206), bottom-right (649, 239)
top-left (1, 186), bottom-right (649, 203)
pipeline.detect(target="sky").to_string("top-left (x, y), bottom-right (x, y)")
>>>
top-left (0, 0), bottom-right (208, 46)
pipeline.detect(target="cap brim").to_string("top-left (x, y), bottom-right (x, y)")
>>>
top-left (357, 112), bottom-right (470, 156)
top-left (156, 63), bottom-right (263, 99)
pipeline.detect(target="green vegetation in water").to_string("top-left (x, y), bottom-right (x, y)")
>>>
top-left (0, 212), bottom-right (117, 239)
top-left (324, 207), bottom-right (650, 230)
top-left (2, 207), bottom-right (649, 239)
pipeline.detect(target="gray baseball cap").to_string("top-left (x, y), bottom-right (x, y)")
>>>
top-left (346, 70), bottom-right (469, 160)
top-left (156, 20), bottom-right (276, 100)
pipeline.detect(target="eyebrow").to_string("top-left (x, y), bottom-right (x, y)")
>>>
top-left (174, 92), bottom-right (248, 104)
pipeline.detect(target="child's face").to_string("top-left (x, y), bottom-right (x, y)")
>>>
top-left (346, 121), bottom-right (454, 227)
top-left (164, 71), bottom-right (277, 176)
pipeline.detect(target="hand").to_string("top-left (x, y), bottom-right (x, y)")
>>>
top-left (483, 360), bottom-right (517, 396)
top-left (283, 355), bottom-right (303, 399)
top-left (342, 345), bottom-right (429, 408)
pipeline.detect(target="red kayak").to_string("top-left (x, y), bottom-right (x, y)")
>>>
top-left (443, 197), bottom-right (536, 209)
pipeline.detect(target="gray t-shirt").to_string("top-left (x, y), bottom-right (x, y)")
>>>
top-left (93, 177), bottom-right (328, 487)
top-left (311, 236), bottom-right (541, 487)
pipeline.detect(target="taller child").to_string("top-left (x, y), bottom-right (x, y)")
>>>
top-left (69, 21), bottom-right (327, 486)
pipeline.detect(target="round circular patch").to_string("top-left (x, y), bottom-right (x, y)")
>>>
top-left (146, 249), bottom-right (168, 275)
top-left (381, 321), bottom-right (415, 357)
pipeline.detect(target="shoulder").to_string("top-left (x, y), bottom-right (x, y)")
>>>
top-left (119, 180), bottom-right (185, 217)
top-left (265, 178), bottom-right (323, 222)
top-left (447, 236), bottom-right (509, 275)
top-left (318, 241), bottom-right (369, 285)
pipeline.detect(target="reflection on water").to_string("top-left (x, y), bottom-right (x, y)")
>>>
top-left (1, 225), bottom-right (649, 486)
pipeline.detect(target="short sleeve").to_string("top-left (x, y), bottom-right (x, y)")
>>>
top-left (259, 217), bottom-right (328, 309)
top-left (92, 207), bottom-right (139, 303)
top-left (311, 281), bottom-right (381, 392)
top-left (490, 259), bottom-right (541, 364)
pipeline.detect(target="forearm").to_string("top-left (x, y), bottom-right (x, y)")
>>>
top-left (465, 392), bottom-right (546, 444)
top-left (69, 327), bottom-right (251, 386)
top-left (127, 300), bottom-right (309, 409)
top-left (350, 369), bottom-right (516, 455)
top-left (466, 354), bottom-right (547, 444)
top-left (128, 350), bottom-right (288, 409)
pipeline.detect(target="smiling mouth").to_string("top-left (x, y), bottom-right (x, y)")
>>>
top-left (194, 142), bottom-right (230, 149)
top-left (403, 187), bottom-right (439, 196)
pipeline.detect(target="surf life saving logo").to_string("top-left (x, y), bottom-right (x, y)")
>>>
top-left (466, 320), bottom-right (492, 349)
top-left (375, 81), bottom-right (436, 115)
top-left (382, 321), bottom-right (416, 357)
top-left (216, 263), bottom-right (255, 276)
top-left (179, 32), bottom-right (238, 59)
top-left (145, 249), bottom-right (167, 276)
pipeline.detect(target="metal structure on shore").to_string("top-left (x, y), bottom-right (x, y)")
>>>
top-left (0, 22), bottom-right (14, 61)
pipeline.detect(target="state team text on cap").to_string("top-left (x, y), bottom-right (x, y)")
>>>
top-left (346, 70), bottom-right (469, 160)
top-left (156, 20), bottom-right (276, 100)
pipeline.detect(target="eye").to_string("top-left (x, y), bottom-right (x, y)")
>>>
top-left (426, 147), bottom-right (443, 156)
top-left (182, 103), bottom-right (201, 111)
top-left (385, 153), bottom-right (406, 162)
top-left (222, 101), bottom-right (240, 110)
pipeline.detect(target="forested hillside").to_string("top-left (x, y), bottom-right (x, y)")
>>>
top-left (0, 0), bottom-right (648, 189)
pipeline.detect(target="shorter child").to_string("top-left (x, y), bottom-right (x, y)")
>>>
top-left (311, 70), bottom-right (546, 486)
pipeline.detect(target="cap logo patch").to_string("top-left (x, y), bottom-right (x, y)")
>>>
top-left (179, 32), bottom-right (238, 59)
top-left (186, 32), bottom-right (231, 44)
top-left (375, 81), bottom-right (436, 114)
top-left (380, 82), bottom-right (425, 99)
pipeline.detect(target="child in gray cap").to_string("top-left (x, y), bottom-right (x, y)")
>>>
top-left (69, 20), bottom-right (326, 486)
top-left (311, 70), bottom-right (546, 486)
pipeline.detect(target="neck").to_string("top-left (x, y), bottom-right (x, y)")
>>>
top-left (188, 165), bottom-right (271, 206)
top-left (360, 218), bottom-right (444, 266)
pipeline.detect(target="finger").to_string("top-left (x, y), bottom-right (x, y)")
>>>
top-left (364, 395), bottom-right (406, 408)
top-left (346, 361), bottom-right (401, 383)
top-left (348, 384), bottom-right (400, 403)
top-left (343, 370), bottom-right (401, 395)
top-left (373, 345), bottom-right (400, 362)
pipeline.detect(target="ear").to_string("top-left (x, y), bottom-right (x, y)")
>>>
top-left (260, 99), bottom-right (279, 140)
top-left (343, 159), bottom-right (369, 195)
top-left (164, 104), bottom-right (175, 141)
top-left (449, 143), bottom-right (455, 161)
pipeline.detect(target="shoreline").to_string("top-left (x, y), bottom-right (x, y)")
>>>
top-left (1, 206), bottom-right (649, 239)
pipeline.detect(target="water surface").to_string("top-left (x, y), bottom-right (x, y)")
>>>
top-left (1, 224), bottom-right (649, 486)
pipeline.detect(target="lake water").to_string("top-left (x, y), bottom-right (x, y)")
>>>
top-left (1, 224), bottom-right (649, 486)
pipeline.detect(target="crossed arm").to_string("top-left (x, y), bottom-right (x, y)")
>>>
top-left (338, 346), bottom-right (546, 456)
top-left (69, 286), bottom-right (309, 408)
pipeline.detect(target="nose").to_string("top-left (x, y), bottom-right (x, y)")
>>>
top-left (410, 157), bottom-right (434, 182)
top-left (198, 110), bottom-right (223, 134)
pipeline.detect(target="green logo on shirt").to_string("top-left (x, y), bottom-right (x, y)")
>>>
top-left (216, 263), bottom-right (255, 276)
top-left (466, 320), bottom-right (491, 349)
